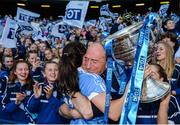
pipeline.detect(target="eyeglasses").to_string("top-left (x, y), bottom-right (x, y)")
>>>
top-left (83, 56), bottom-right (105, 65)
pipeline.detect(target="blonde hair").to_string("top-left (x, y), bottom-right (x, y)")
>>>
top-left (157, 42), bottom-right (175, 78)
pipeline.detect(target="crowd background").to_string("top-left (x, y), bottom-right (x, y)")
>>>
top-left (0, 1), bottom-right (180, 124)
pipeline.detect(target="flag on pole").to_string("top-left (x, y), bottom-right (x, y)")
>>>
top-left (0, 18), bottom-right (18, 48)
top-left (63, 1), bottom-right (89, 28)
top-left (16, 7), bottom-right (40, 23)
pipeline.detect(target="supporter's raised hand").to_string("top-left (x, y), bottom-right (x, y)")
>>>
top-left (32, 57), bottom-right (41, 70)
top-left (44, 84), bottom-right (53, 99)
top-left (33, 83), bottom-right (42, 98)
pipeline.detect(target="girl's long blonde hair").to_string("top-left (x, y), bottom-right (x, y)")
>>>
top-left (157, 41), bottom-right (175, 78)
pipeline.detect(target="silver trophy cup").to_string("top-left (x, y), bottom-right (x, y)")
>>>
top-left (103, 22), bottom-right (171, 103)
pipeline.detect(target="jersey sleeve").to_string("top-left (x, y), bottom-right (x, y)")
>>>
top-left (79, 73), bottom-right (106, 100)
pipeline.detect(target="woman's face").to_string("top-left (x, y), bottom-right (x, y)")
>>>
top-left (14, 62), bottom-right (29, 83)
top-left (25, 39), bottom-right (32, 48)
top-left (155, 43), bottom-right (166, 61)
top-left (28, 53), bottom-right (38, 65)
top-left (45, 50), bottom-right (53, 60)
top-left (44, 63), bottom-right (59, 83)
top-left (30, 44), bottom-right (38, 51)
top-left (4, 48), bottom-right (13, 56)
top-left (165, 20), bottom-right (175, 30)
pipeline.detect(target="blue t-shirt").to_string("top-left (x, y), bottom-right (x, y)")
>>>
top-left (70, 67), bottom-right (106, 124)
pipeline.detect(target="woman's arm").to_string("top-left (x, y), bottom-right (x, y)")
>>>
top-left (157, 93), bottom-right (170, 124)
top-left (91, 83), bottom-right (129, 121)
top-left (59, 103), bottom-right (83, 119)
top-left (71, 92), bottom-right (93, 119)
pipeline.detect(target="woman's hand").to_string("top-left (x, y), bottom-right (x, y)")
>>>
top-left (144, 64), bottom-right (151, 80)
top-left (44, 84), bottom-right (53, 99)
top-left (33, 83), bottom-right (42, 98)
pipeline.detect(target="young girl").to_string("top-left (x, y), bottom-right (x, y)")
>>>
top-left (27, 61), bottom-right (68, 124)
top-left (155, 42), bottom-right (180, 103)
top-left (1, 60), bottom-right (34, 123)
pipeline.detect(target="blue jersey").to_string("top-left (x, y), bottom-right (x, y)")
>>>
top-left (70, 67), bottom-right (106, 124)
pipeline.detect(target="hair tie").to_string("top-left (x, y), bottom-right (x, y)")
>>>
top-left (63, 53), bottom-right (69, 56)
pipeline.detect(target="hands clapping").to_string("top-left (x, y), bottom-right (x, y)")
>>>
top-left (33, 83), bottom-right (53, 99)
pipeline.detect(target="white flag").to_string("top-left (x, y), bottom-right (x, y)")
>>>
top-left (100, 4), bottom-right (111, 16)
top-left (159, 4), bottom-right (169, 17)
top-left (171, 13), bottom-right (180, 23)
top-left (0, 18), bottom-right (18, 48)
top-left (17, 21), bottom-right (34, 36)
top-left (16, 7), bottom-right (40, 23)
top-left (86, 19), bottom-right (96, 26)
top-left (51, 21), bottom-right (67, 39)
top-left (63, 1), bottom-right (89, 28)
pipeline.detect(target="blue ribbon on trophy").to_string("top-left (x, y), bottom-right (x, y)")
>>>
top-left (119, 13), bottom-right (158, 124)
top-left (104, 39), bottom-right (113, 124)
top-left (104, 36), bottom-right (128, 123)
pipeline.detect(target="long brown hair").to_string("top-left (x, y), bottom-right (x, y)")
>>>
top-left (58, 42), bottom-right (86, 96)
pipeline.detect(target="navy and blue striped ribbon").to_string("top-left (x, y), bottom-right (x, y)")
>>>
top-left (104, 40), bottom-right (113, 124)
top-left (119, 13), bottom-right (158, 124)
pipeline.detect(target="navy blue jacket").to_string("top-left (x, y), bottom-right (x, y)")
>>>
top-left (168, 95), bottom-right (180, 124)
top-left (1, 66), bottom-right (12, 77)
top-left (136, 101), bottom-right (160, 124)
top-left (171, 64), bottom-right (180, 103)
top-left (0, 71), bottom-right (8, 102)
top-left (27, 81), bottom-right (67, 124)
top-left (0, 72), bottom-right (9, 124)
top-left (1, 81), bottom-right (34, 124)
top-left (30, 67), bottom-right (44, 83)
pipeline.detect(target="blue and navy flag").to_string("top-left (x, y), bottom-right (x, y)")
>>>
top-left (16, 7), bottom-right (40, 23)
top-left (0, 17), bottom-right (18, 48)
top-left (100, 4), bottom-right (111, 17)
top-left (63, 1), bottom-right (89, 28)
top-left (170, 13), bottom-right (180, 23)
top-left (159, 4), bottom-right (169, 17)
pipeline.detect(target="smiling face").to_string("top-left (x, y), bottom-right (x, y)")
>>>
top-left (44, 63), bottom-right (59, 83)
top-left (28, 52), bottom-right (38, 65)
top-left (45, 49), bottom-right (53, 61)
top-left (14, 62), bottom-right (30, 84)
top-left (4, 56), bottom-right (14, 69)
top-left (82, 43), bottom-right (106, 74)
